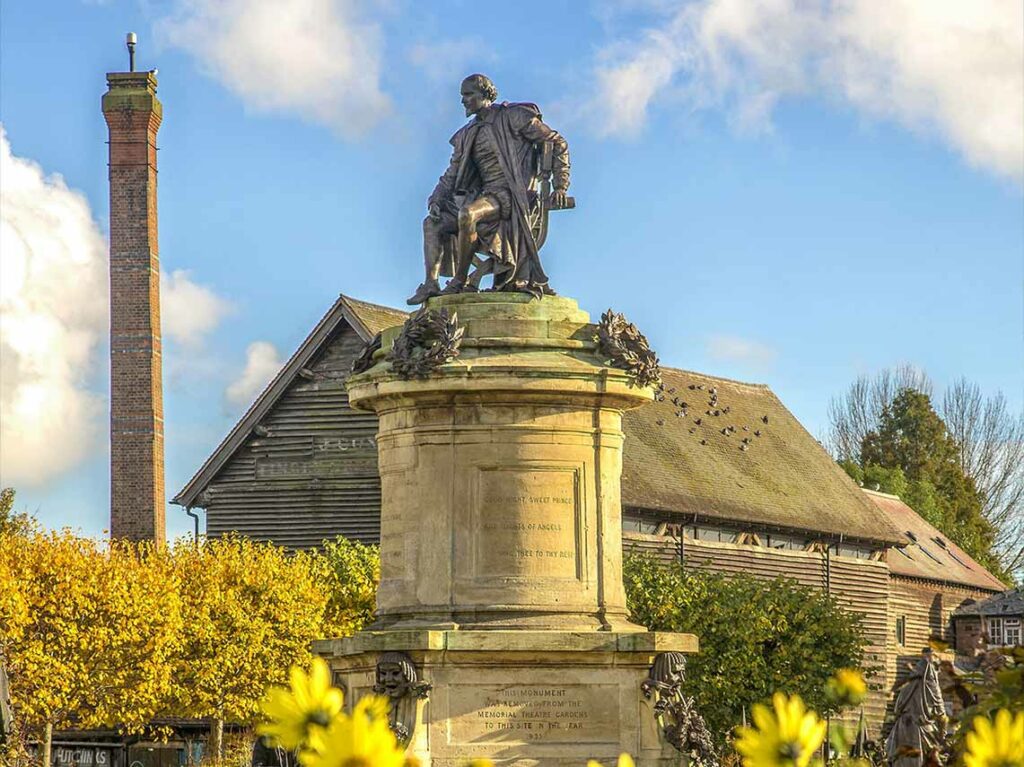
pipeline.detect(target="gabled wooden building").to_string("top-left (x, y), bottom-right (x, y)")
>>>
top-left (173, 293), bottom-right (1005, 732)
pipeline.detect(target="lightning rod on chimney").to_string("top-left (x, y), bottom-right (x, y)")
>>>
top-left (126, 32), bottom-right (137, 72)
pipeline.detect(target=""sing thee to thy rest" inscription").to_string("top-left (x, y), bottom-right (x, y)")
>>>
top-left (475, 468), bottom-right (579, 579)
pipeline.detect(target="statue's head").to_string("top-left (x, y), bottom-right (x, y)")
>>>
top-left (461, 74), bottom-right (497, 117)
top-left (375, 652), bottom-right (416, 699)
top-left (649, 651), bottom-right (686, 686)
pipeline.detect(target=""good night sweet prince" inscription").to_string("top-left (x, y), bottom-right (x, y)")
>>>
top-left (475, 468), bottom-right (580, 579)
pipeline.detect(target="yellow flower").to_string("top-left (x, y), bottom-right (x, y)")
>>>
top-left (588, 755), bottom-right (635, 767)
top-left (734, 693), bottom-right (827, 767)
top-left (825, 668), bottom-right (867, 707)
top-left (258, 657), bottom-right (344, 750)
top-left (964, 709), bottom-right (1024, 767)
top-left (300, 696), bottom-right (405, 767)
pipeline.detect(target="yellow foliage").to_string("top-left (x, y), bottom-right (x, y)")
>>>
top-left (0, 530), bottom-right (182, 733)
top-left (170, 535), bottom-right (330, 725)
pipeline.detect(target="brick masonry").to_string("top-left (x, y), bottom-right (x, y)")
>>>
top-left (102, 71), bottom-right (165, 543)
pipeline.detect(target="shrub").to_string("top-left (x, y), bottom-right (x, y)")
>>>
top-left (313, 536), bottom-right (380, 638)
top-left (624, 554), bottom-right (871, 744)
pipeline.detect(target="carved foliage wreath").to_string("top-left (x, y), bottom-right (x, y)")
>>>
top-left (596, 309), bottom-right (662, 389)
top-left (386, 308), bottom-right (464, 379)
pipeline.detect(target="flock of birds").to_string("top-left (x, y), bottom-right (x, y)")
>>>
top-left (652, 382), bottom-right (770, 451)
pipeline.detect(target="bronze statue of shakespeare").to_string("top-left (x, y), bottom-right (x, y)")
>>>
top-left (407, 73), bottom-right (572, 305)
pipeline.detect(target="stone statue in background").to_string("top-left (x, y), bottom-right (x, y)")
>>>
top-left (407, 73), bottom-right (573, 305)
top-left (886, 648), bottom-right (948, 767)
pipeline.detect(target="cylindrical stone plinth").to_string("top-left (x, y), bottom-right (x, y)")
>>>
top-left (346, 293), bottom-right (652, 631)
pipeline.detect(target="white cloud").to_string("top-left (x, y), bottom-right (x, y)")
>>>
top-left (226, 341), bottom-right (283, 408)
top-left (408, 38), bottom-right (496, 85)
top-left (0, 126), bottom-right (107, 487)
top-left (589, 0), bottom-right (1024, 180)
top-left (161, 269), bottom-right (233, 347)
top-left (155, 0), bottom-right (391, 137)
top-left (706, 334), bottom-right (778, 366)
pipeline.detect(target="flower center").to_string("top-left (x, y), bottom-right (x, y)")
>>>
top-left (307, 709), bottom-right (332, 727)
top-left (778, 741), bottom-right (804, 763)
top-left (342, 758), bottom-right (372, 767)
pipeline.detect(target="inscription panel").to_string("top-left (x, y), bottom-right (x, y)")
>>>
top-left (475, 468), bottom-right (580, 579)
top-left (448, 684), bottom-right (619, 745)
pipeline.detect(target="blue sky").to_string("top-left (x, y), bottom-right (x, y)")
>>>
top-left (1, 0), bottom-right (1021, 541)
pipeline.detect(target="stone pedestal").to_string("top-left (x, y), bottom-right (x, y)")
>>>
top-left (323, 294), bottom-right (698, 764)
top-left (315, 631), bottom-right (697, 766)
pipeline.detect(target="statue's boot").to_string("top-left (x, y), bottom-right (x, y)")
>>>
top-left (439, 279), bottom-right (465, 295)
top-left (406, 279), bottom-right (441, 306)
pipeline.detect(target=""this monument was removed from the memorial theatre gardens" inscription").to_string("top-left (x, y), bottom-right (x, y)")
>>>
top-left (315, 73), bottom-right (697, 766)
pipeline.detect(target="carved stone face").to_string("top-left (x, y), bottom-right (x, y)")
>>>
top-left (377, 661), bottom-right (407, 698)
top-left (461, 81), bottom-right (491, 117)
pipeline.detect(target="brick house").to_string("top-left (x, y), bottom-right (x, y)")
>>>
top-left (952, 587), bottom-right (1024, 654)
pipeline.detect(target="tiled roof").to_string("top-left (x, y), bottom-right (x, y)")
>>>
top-left (340, 296), bottom-right (408, 337)
top-left (952, 586), bottom-right (1024, 617)
top-left (621, 368), bottom-right (906, 545)
top-left (864, 490), bottom-right (1006, 591)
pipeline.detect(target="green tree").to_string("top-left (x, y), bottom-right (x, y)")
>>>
top-left (623, 554), bottom-right (869, 745)
top-left (313, 536), bottom-right (380, 638)
top-left (855, 389), bottom-right (1002, 577)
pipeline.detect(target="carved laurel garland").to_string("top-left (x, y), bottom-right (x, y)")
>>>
top-left (350, 332), bottom-right (382, 375)
top-left (596, 309), bottom-right (662, 389)
top-left (386, 308), bottom-right (464, 379)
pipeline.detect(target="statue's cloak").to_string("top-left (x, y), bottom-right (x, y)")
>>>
top-left (886, 658), bottom-right (945, 767)
top-left (429, 102), bottom-right (550, 294)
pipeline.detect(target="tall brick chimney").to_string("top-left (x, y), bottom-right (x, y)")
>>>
top-left (102, 59), bottom-right (166, 543)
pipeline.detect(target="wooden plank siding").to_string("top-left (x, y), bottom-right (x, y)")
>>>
top-left (203, 325), bottom-right (383, 548)
top-left (623, 532), bottom-right (891, 731)
top-left (887, 577), bottom-right (995, 689)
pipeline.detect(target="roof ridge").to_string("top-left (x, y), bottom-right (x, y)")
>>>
top-left (660, 365), bottom-right (770, 390)
top-left (862, 488), bottom-right (901, 500)
top-left (339, 293), bottom-right (409, 315)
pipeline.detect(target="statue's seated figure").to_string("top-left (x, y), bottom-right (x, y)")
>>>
top-left (407, 73), bottom-right (573, 305)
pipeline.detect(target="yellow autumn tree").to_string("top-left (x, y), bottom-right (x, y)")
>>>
top-left (169, 536), bottom-right (330, 759)
top-left (0, 531), bottom-right (182, 765)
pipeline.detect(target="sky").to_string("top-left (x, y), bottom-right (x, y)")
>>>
top-left (1, 0), bottom-right (1022, 542)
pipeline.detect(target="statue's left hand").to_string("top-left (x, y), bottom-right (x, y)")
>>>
top-left (550, 190), bottom-right (568, 209)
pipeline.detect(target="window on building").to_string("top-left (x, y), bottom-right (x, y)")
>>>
top-left (896, 616), bottom-right (907, 646)
top-left (1004, 618), bottom-right (1021, 647)
top-left (830, 543), bottom-right (872, 559)
top-left (622, 514), bottom-right (661, 534)
top-left (988, 618), bottom-right (1003, 646)
top-left (766, 533), bottom-right (806, 550)
top-left (691, 525), bottom-right (737, 544)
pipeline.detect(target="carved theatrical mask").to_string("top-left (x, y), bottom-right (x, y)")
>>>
top-left (371, 652), bottom-right (431, 747)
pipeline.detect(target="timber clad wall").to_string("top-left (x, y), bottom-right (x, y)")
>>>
top-left (204, 325), bottom-right (381, 548)
top-left (623, 532), bottom-right (891, 730)
top-left (887, 577), bottom-right (990, 686)
top-left (103, 72), bottom-right (166, 543)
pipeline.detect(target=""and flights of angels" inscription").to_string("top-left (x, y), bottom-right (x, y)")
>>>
top-left (475, 468), bottom-right (580, 579)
